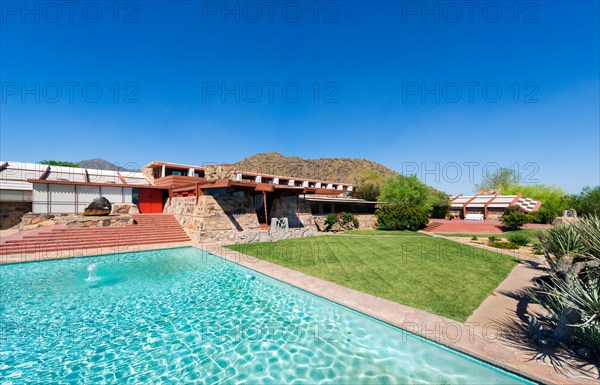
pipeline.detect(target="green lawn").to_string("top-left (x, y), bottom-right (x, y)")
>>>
top-left (227, 232), bottom-right (519, 322)
top-left (437, 228), bottom-right (543, 242)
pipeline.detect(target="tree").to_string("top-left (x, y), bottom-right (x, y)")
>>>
top-left (477, 167), bottom-right (520, 191)
top-left (39, 160), bottom-right (80, 168)
top-left (572, 186), bottom-right (600, 217)
top-left (378, 175), bottom-right (429, 209)
top-left (502, 184), bottom-right (572, 223)
top-left (348, 168), bottom-right (387, 201)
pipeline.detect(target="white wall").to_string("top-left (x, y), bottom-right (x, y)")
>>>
top-left (33, 184), bottom-right (133, 214)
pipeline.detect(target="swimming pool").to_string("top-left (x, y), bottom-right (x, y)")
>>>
top-left (0, 247), bottom-right (535, 384)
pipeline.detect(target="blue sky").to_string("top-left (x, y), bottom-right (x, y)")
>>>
top-left (1, 0), bottom-right (598, 194)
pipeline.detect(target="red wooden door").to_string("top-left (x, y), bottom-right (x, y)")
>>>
top-left (138, 189), bottom-right (163, 213)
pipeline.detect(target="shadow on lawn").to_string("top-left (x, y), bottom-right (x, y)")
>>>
top-left (493, 288), bottom-right (600, 381)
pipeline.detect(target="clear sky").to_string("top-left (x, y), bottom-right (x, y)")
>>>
top-left (1, 0), bottom-right (598, 195)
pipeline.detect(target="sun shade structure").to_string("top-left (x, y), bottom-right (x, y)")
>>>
top-left (449, 193), bottom-right (541, 219)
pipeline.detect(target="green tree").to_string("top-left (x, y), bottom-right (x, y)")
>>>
top-left (348, 168), bottom-right (387, 201)
top-left (39, 160), bottom-right (80, 168)
top-left (572, 186), bottom-right (600, 216)
top-left (477, 167), bottom-right (520, 191)
top-left (503, 184), bottom-right (572, 222)
top-left (379, 175), bottom-right (428, 209)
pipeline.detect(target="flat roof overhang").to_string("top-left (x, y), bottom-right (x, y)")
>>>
top-left (170, 179), bottom-right (345, 195)
top-left (302, 196), bottom-right (381, 204)
top-left (27, 179), bottom-right (165, 189)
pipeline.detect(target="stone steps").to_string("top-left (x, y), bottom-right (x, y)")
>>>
top-left (0, 214), bottom-right (190, 256)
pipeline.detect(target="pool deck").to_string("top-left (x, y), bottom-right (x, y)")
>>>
top-left (0, 239), bottom-right (194, 264)
top-left (201, 242), bottom-right (599, 385)
top-left (1, 236), bottom-right (597, 384)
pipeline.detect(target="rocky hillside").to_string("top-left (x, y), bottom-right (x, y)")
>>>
top-left (78, 158), bottom-right (139, 171)
top-left (233, 152), bottom-right (398, 183)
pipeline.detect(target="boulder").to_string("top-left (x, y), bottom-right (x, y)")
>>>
top-left (111, 202), bottom-right (140, 214)
top-left (83, 197), bottom-right (112, 216)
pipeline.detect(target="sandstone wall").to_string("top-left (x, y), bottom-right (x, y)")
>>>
top-left (19, 213), bottom-right (134, 230)
top-left (165, 195), bottom-right (316, 244)
top-left (0, 202), bottom-right (32, 229)
top-left (270, 198), bottom-right (317, 230)
top-left (165, 196), bottom-right (260, 232)
top-left (313, 213), bottom-right (377, 231)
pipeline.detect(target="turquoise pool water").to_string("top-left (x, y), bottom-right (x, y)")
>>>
top-left (0, 247), bottom-right (535, 384)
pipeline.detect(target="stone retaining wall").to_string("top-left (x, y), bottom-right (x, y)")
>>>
top-left (165, 195), bottom-right (316, 244)
top-left (19, 213), bottom-right (134, 230)
top-left (0, 202), bottom-right (32, 229)
top-left (270, 198), bottom-right (317, 230)
top-left (313, 213), bottom-right (377, 231)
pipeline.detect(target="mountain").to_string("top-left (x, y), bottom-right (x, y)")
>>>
top-left (233, 152), bottom-right (398, 183)
top-left (78, 158), bottom-right (138, 171)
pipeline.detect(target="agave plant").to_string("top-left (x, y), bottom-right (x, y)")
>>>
top-left (538, 222), bottom-right (588, 275)
top-left (534, 215), bottom-right (600, 352)
top-left (536, 273), bottom-right (600, 355)
top-left (577, 215), bottom-right (600, 259)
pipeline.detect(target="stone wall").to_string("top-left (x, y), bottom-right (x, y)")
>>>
top-left (165, 195), bottom-right (261, 232)
top-left (190, 227), bottom-right (316, 245)
top-left (204, 164), bottom-right (236, 181)
top-left (19, 213), bottom-right (134, 230)
top-left (270, 198), bottom-right (317, 230)
top-left (313, 213), bottom-right (377, 231)
top-left (165, 195), bottom-right (316, 244)
top-left (0, 202), bottom-right (32, 229)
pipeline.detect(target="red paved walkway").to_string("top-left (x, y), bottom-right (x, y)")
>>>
top-left (424, 219), bottom-right (550, 233)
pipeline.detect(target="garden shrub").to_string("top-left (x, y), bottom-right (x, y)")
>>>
top-left (507, 233), bottom-right (530, 246)
top-left (324, 212), bottom-right (359, 231)
top-left (488, 235), bottom-right (499, 242)
top-left (430, 205), bottom-right (449, 219)
top-left (501, 206), bottom-right (528, 230)
top-left (375, 203), bottom-right (429, 231)
top-left (488, 241), bottom-right (520, 250)
top-left (527, 208), bottom-right (557, 224)
top-left (471, 236), bottom-right (478, 241)
top-left (324, 213), bottom-right (338, 230)
top-left (339, 212), bottom-right (359, 230)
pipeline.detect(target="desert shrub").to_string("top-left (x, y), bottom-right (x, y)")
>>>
top-left (507, 233), bottom-right (530, 246)
top-left (375, 203), bottom-right (429, 231)
top-left (488, 241), bottom-right (520, 250)
top-left (527, 208), bottom-right (557, 224)
top-left (488, 235), bottom-right (499, 242)
top-left (501, 206), bottom-right (528, 230)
